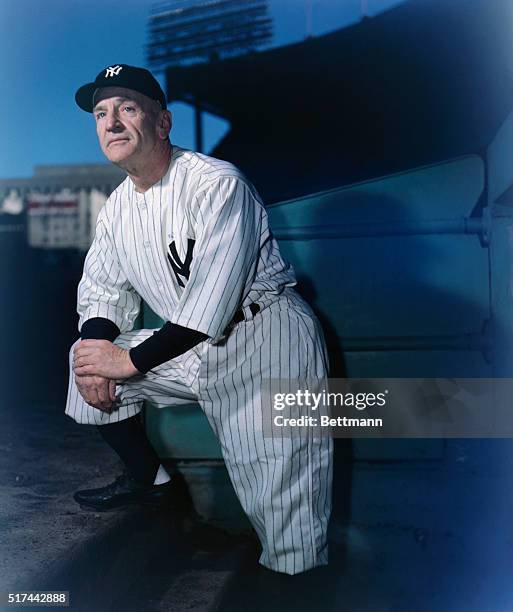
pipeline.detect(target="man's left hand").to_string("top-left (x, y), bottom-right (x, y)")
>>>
top-left (73, 339), bottom-right (140, 380)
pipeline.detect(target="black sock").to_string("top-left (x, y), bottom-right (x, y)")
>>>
top-left (97, 414), bottom-right (160, 485)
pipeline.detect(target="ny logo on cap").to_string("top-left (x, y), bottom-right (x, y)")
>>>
top-left (105, 65), bottom-right (123, 78)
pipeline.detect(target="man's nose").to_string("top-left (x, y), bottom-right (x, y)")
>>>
top-left (106, 110), bottom-right (122, 131)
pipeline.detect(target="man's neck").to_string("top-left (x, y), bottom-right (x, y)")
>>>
top-left (123, 143), bottom-right (172, 193)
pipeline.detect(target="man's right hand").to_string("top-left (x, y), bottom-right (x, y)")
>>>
top-left (75, 374), bottom-right (118, 412)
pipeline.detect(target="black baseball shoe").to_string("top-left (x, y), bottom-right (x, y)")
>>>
top-left (73, 471), bottom-right (181, 512)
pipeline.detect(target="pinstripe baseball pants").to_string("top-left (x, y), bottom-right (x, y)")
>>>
top-left (66, 290), bottom-right (333, 574)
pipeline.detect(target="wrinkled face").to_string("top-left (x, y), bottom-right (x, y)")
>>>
top-left (93, 86), bottom-right (161, 166)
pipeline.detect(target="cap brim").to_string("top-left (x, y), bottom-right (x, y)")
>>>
top-left (75, 83), bottom-right (97, 113)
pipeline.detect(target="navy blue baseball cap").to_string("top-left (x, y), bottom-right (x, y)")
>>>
top-left (75, 64), bottom-right (167, 112)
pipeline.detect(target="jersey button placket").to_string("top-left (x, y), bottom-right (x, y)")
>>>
top-left (136, 191), bottom-right (147, 210)
top-left (137, 194), bottom-right (151, 250)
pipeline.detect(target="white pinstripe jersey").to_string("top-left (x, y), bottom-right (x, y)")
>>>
top-left (78, 145), bottom-right (297, 343)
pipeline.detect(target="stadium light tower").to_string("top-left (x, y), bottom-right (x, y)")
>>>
top-left (146, 0), bottom-right (273, 72)
top-left (146, 0), bottom-right (273, 152)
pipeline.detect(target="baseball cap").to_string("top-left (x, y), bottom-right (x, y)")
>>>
top-left (75, 64), bottom-right (167, 113)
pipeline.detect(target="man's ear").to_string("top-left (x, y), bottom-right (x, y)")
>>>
top-left (158, 110), bottom-right (172, 139)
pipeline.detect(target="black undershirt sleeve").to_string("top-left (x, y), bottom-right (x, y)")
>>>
top-left (80, 317), bottom-right (208, 375)
top-left (129, 322), bottom-right (208, 374)
top-left (80, 317), bottom-right (121, 342)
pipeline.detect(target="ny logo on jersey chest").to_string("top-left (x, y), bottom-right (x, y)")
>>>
top-left (167, 239), bottom-right (195, 288)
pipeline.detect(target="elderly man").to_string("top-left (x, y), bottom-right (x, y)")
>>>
top-left (66, 64), bottom-right (332, 575)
